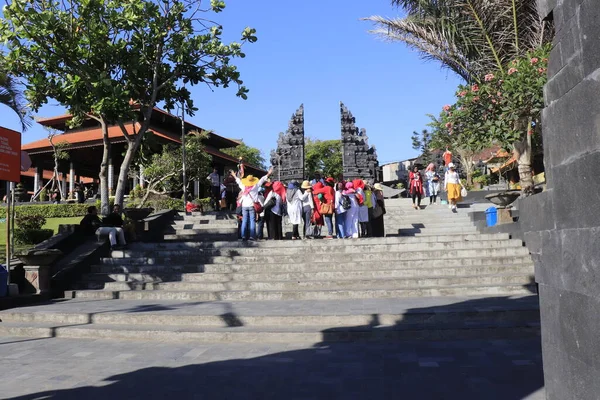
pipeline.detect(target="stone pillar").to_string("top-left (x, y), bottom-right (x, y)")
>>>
top-left (139, 165), bottom-right (145, 188)
top-left (194, 180), bottom-right (200, 198)
top-left (108, 158), bottom-right (114, 195)
top-left (69, 162), bottom-right (75, 197)
top-left (61, 172), bottom-right (67, 198)
top-left (34, 165), bottom-right (42, 196)
top-left (520, 2), bottom-right (600, 398)
top-left (133, 174), bottom-right (139, 188)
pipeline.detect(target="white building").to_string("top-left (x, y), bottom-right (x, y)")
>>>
top-left (381, 158), bottom-right (416, 184)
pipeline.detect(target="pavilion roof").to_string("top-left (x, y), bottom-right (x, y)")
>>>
top-left (23, 123), bottom-right (145, 154)
top-left (34, 108), bottom-right (240, 149)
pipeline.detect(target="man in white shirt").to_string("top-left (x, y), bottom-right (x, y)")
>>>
top-left (207, 168), bottom-right (221, 211)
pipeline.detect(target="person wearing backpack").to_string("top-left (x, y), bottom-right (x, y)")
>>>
top-left (343, 181), bottom-right (360, 239)
top-left (334, 182), bottom-right (348, 239)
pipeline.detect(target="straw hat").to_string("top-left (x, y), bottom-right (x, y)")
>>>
top-left (241, 175), bottom-right (259, 187)
top-left (301, 180), bottom-right (312, 190)
top-left (373, 183), bottom-right (384, 191)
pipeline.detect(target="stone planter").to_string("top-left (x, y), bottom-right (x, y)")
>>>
top-left (484, 190), bottom-right (521, 208)
top-left (15, 249), bottom-right (62, 266)
top-left (123, 208), bottom-right (154, 222)
top-left (15, 249), bottom-right (62, 294)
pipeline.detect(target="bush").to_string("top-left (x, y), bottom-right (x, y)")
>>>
top-left (14, 229), bottom-right (54, 245)
top-left (126, 197), bottom-right (184, 211)
top-left (39, 189), bottom-right (48, 202)
top-left (0, 204), bottom-right (89, 218)
top-left (15, 214), bottom-right (46, 230)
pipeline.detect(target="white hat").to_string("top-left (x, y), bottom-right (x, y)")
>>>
top-left (448, 163), bottom-right (456, 168)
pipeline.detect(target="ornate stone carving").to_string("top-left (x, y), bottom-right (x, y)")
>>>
top-left (271, 104), bottom-right (305, 182)
top-left (340, 102), bottom-right (379, 182)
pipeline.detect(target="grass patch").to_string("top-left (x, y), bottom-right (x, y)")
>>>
top-left (0, 217), bottom-right (81, 264)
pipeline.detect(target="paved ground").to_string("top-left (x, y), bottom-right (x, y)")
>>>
top-left (0, 336), bottom-right (544, 400)
top-left (0, 295), bottom-right (540, 316)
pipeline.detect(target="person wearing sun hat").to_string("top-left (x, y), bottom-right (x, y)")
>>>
top-left (444, 163), bottom-right (463, 212)
top-left (300, 180), bottom-right (315, 239)
top-left (232, 167), bottom-right (273, 241)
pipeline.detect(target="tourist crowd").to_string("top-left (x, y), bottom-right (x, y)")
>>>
top-left (230, 167), bottom-right (386, 241)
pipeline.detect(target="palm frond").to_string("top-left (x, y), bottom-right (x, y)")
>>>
top-left (366, 0), bottom-right (547, 82)
top-left (0, 72), bottom-right (31, 131)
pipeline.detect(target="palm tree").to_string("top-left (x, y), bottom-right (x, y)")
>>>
top-left (364, 0), bottom-right (549, 83)
top-left (0, 71), bottom-right (30, 130)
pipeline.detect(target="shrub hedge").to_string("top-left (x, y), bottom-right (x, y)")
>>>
top-left (14, 228), bottom-right (54, 245)
top-left (0, 204), bottom-right (89, 218)
top-left (0, 196), bottom-right (206, 218)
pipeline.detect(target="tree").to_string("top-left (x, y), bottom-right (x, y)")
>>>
top-left (1, 0), bottom-right (257, 214)
top-left (411, 129), bottom-right (432, 164)
top-left (364, 0), bottom-right (549, 83)
top-left (222, 140), bottom-right (266, 169)
top-left (428, 113), bottom-right (483, 186)
top-left (138, 132), bottom-right (211, 207)
top-left (0, 69), bottom-right (30, 130)
top-left (435, 47), bottom-right (549, 193)
top-left (304, 138), bottom-right (343, 179)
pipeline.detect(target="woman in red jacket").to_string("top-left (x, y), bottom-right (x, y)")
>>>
top-left (409, 166), bottom-right (424, 210)
top-left (313, 177), bottom-right (335, 238)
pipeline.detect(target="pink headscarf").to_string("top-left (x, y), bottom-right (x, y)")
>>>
top-left (343, 181), bottom-right (355, 195)
top-left (426, 163), bottom-right (436, 172)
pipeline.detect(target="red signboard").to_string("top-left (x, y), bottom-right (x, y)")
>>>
top-left (0, 126), bottom-right (22, 182)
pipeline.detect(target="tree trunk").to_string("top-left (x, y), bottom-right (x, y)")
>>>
top-left (99, 119), bottom-right (111, 215)
top-left (514, 137), bottom-right (533, 196)
top-left (513, 117), bottom-right (534, 196)
top-left (114, 140), bottom-right (137, 208)
top-left (114, 118), bottom-right (150, 208)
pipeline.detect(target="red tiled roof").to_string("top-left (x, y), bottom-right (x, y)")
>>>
top-left (23, 123), bottom-right (139, 151)
top-left (35, 108), bottom-right (240, 148)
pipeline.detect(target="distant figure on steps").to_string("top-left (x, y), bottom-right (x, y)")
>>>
top-left (444, 163), bottom-right (463, 212)
top-left (409, 166), bottom-right (424, 210)
top-left (425, 163), bottom-right (441, 205)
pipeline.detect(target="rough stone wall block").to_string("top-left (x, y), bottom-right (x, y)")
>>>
top-left (525, 0), bottom-right (600, 398)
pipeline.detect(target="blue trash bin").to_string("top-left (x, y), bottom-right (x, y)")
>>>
top-left (0, 265), bottom-right (7, 297)
top-left (485, 207), bottom-right (498, 227)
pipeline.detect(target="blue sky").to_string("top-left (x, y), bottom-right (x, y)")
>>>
top-left (2, 0), bottom-right (464, 165)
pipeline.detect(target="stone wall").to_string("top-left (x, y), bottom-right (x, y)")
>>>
top-left (270, 105), bottom-right (305, 183)
top-left (521, 1), bottom-right (600, 398)
top-left (340, 102), bottom-right (379, 182)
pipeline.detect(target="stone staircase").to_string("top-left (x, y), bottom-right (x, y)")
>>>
top-left (0, 198), bottom-right (540, 343)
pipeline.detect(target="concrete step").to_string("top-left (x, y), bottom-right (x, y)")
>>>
top-left (0, 320), bottom-right (540, 343)
top-left (78, 273), bottom-right (534, 292)
top-left (109, 239), bottom-right (524, 259)
top-left (0, 303), bottom-right (539, 328)
top-left (163, 233), bottom-right (237, 241)
top-left (98, 247), bottom-right (530, 266)
top-left (91, 255), bottom-right (534, 274)
top-left (82, 264), bottom-right (534, 284)
top-left (66, 283), bottom-right (536, 301)
top-left (128, 233), bottom-right (512, 250)
top-left (172, 228), bottom-right (238, 235)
